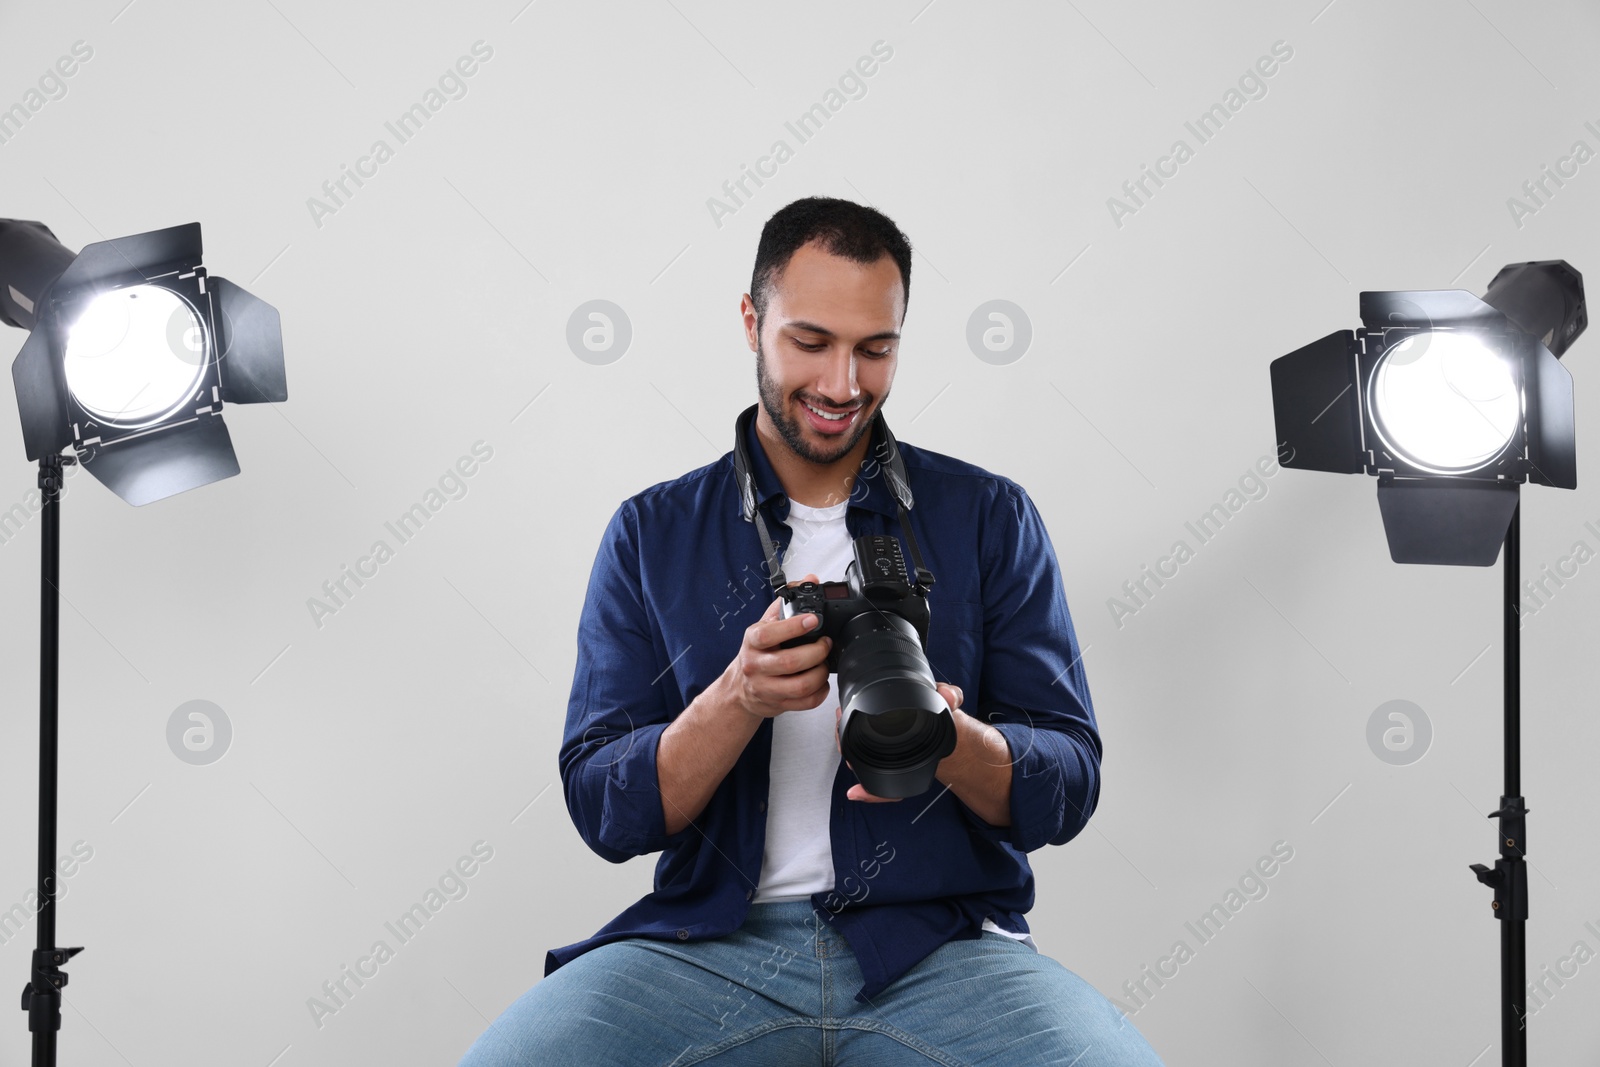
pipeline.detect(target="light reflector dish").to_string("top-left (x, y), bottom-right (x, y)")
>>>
top-left (63, 285), bottom-right (206, 428)
top-left (1368, 330), bottom-right (1519, 475)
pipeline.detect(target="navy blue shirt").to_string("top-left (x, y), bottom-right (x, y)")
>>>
top-left (546, 408), bottom-right (1102, 1002)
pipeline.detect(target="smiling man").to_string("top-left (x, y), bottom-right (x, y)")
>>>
top-left (457, 197), bottom-right (1165, 1066)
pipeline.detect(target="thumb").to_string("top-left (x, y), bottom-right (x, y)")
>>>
top-left (768, 574), bottom-right (820, 618)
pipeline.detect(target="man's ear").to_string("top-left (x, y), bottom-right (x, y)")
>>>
top-left (740, 294), bottom-right (759, 352)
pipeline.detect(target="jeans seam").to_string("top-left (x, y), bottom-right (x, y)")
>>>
top-left (836, 1019), bottom-right (974, 1067)
top-left (664, 1018), bottom-right (976, 1067)
top-left (820, 932), bottom-right (834, 1063)
top-left (668, 1017), bottom-right (817, 1066)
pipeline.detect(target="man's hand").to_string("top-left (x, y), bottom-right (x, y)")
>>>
top-left (835, 682), bottom-right (964, 803)
top-left (721, 573), bottom-right (833, 721)
top-left (660, 574), bottom-right (836, 836)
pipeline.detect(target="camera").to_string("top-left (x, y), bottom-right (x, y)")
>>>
top-left (779, 533), bottom-right (957, 798)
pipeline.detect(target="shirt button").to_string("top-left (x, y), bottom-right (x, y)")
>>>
top-left (746, 889), bottom-right (753, 900)
top-left (676, 928), bottom-right (689, 940)
top-left (758, 801), bottom-right (767, 812)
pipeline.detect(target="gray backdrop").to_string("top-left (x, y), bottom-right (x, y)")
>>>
top-left (2, 0), bottom-right (1598, 1063)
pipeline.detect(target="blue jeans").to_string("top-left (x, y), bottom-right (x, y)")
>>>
top-left (457, 900), bottom-right (1165, 1066)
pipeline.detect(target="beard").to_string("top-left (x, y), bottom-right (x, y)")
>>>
top-left (755, 333), bottom-right (882, 465)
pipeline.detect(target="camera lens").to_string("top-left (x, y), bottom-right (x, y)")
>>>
top-left (859, 708), bottom-right (916, 739)
top-left (835, 610), bottom-right (958, 798)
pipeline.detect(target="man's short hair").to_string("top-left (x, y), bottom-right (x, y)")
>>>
top-left (750, 197), bottom-right (913, 329)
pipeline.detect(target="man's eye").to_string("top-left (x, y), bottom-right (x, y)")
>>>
top-left (792, 340), bottom-right (891, 357)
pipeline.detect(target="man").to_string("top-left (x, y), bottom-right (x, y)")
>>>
top-left (458, 197), bottom-right (1164, 1065)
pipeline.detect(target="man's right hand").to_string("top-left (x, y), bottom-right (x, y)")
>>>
top-left (659, 574), bottom-right (832, 836)
top-left (721, 573), bottom-right (832, 720)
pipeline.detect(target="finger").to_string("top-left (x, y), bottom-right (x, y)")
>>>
top-left (846, 784), bottom-right (901, 803)
top-left (754, 635), bottom-right (831, 675)
top-left (755, 572), bottom-right (819, 639)
top-left (805, 686), bottom-right (833, 712)
top-left (755, 662), bottom-right (831, 704)
top-left (750, 574), bottom-right (823, 649)
top-left (751, 610), bottom-right (823, 650)
top-left (766, 677), bottom-right (835, 714)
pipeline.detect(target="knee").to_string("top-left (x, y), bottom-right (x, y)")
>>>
top-left (456, 1029), bottom-right (514, 1067)
top-left (1090, 1011), bottom-right (1166, 1066)
top-left (1022, 962), bottom-right (1165, 1066)
top-left (456, 1012), bottom-right (540, 1067)
top-left (454, 981), bottom-right (584, 1067)
top-left (1062, 985), bottom-right (1165, 1066)
top-left (455, 944), bottom-right (677, 1067)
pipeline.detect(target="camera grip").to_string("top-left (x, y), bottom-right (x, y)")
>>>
top-left (777, 583), bottom-right (827, 651)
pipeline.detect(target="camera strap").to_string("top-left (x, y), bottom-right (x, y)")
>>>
top-left (732, 402), bottom-right (935, 597)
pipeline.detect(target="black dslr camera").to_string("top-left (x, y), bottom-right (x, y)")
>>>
top-left (779, 533), bottom-right (957, 798)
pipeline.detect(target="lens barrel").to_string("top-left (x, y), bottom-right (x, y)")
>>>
top-left (836, 610), bottom-right (957, 798)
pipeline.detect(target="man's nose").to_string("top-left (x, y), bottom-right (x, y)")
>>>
top-left (816, 348), bottom-right (860, 403)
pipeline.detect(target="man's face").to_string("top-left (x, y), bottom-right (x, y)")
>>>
top-left (745, 239), bottom-right (904, 466)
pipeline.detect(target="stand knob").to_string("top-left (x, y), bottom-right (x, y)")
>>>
top-left (20, 946), bottom-right (82, 1033)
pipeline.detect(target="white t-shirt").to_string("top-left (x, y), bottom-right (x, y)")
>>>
top-left (751, 496), bottom-right (1034, 948)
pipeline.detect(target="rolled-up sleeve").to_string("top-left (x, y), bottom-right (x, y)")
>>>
top-left (559, 499), bottom-right (692, 862)
top-left (961, 483), bottom-right (1102, 854)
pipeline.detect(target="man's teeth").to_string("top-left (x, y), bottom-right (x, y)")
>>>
top-left (804, 401), bottom-right (850, 421)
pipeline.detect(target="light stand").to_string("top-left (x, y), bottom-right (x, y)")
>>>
top-left (1467, 497), bottom-right (1530, 1063)
top-left (1, 219), bottom-right (286, 1065)
top-left (20, 452), bottom-right (79, 1065)
top-left (1269, 261), bottom-right (1586, 1066)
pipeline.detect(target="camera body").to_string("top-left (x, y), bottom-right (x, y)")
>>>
top-left (778, 534), bottom-right (929, 663)
top-left (778, 533), bottom-right (955, 798)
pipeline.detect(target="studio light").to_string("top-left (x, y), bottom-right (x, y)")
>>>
top-left (1269, 260), bottom-right (1584, 565)
top-left (1268, 260), bottom-right (1585, 1067)
top-left (0, 218), bottom-right (286, 1067)
top-left (0, 218), bottom-right (286, 505)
